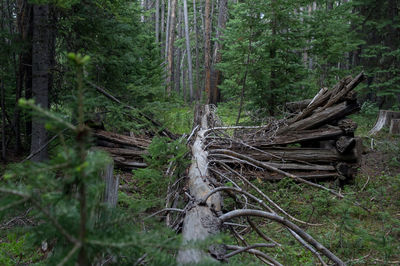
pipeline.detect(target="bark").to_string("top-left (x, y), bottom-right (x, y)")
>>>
top-left (280, 101), bottom-right (360, 133)
top-left (204, 0), bottom-right (212, 103)
top-left (1, 78), bottom-right (5, 160)
top-left (285, 99), bottom-right (312, 113)
top-left (166, 0), bottom-right (177, 95)
top-left (336, 136), bottom-right (355, 154)
top-left (390, 119), bottom-right (400, 135)
top-left (209, 0), bottom-right (228, 105)
top-left (161, 0), bottom-right (165, 57)
top-left (102, 161), bottom-right (118, 207)
top-left (31, 4), bottom-right (49, 162)
top-left (193, 0), bottom-right (200, 100)
top-left (155, 0), bottom-right (160, 43)
top-left (183, 0), bottom-right (194, 101)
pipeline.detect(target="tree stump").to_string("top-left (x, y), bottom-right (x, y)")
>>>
top-left (369, 110), bottom-right (400, 135)
top-left (390, 119), bottom-right (400, 135)
top-left (102, 161), bottom-right (118, 207)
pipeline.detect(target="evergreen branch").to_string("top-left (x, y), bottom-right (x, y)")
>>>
top-left (21, 99), bottom-right (76, 131)
top-left (57, 242), bottom-right (82, 266)
top-left (0, 198), bottom-right (28, 212)
top-left (87, 239), bottom-right (138, 248)
top-left (4, 162), bottom-right (70, 179)
top-left (22, 128), bottom-right (68, 163)
top-left (0, 187), bottom-right (79, 245)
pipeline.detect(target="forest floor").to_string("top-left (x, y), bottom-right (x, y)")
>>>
top-left (1, 108), bottom-right (400, 265)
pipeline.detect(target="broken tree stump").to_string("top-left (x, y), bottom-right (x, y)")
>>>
top-left (390, 119), bottom-right (400, 135)
top-left (102, 161), bottom-right (119, 207)
top-left (369, 110), bottom-right (400, 135)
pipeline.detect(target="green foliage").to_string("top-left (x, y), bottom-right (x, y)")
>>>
top-left (0, 54), bottom-right (177, 265)
top-left (131, 136), bottom-right (190, 211)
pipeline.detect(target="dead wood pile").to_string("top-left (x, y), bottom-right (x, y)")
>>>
top-left (209, 72), bottom-right (365, 183)
top-left (92, 130), bottom-right (150, 169)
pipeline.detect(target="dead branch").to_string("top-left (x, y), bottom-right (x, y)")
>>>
top-left (219, 209), bottom-right (345, 265)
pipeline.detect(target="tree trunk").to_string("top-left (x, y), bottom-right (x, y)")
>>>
top-left (193, 0), bottom-right (200, 100)
top-left (166, 0), bottom-right (177, 95)
top-left (183, 0), bottom-right (194, 101)
top-left (209, 0), bottom-right (228, 105)
top-left (31, 4), bottom-right (49, 162)
top-left (177, 105), bottom-right (223, 264)
top-left (175, 5), bottom-right (182, 94)
top-left (155, 0), bottom-right (160, 43)
top-left (204, 0), bottom-right (212, 103)
top-left (161, 0), bottom-right (165, 57)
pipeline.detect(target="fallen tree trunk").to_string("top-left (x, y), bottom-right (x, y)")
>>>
top-left (280, 101), bottom-right (360, 133)
top-left (177, 105), bottom-right (224, 264)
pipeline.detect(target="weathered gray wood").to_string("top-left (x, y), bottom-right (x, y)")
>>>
top-left (336, 136), bottom-right (355, 154)
top-left (177, 105), bottom-right (223, 264)
top-left (369, 110), bottom-right (400, 135)
top-left (222, 147), bottom-right (358, 163)
top-left (102, 161), bottom-right (118, 207)
top-left (338, 119), bottom-right (358, 135)
top-left (390, 119), bottom-right (400, 135)
top-left (285, 99), bottom-right (312, 113)
top-left (336, 162), bottom-right (358, 179)
top-left (280, 101), bottom-right (360, 133)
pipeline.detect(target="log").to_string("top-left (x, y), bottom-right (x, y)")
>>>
top-left (338, 119), bottom-right (358, 135)
top-left (223, 147), bottom-right (358, 163)
top-left (369, 110), bottom-right (400, 135)
top-left (285, 99), bottom-right (312, 113)
top-left (390, 119), bottom-right (400, 135)
top-left (336, 136), bottom-right (355, 154)
top-left (95, 146), bottom-right (147, 157)
top-left (289, 76), bottom-right (353, 123)
top-left (263, 126), bottom-right (343, 146)
top-left (94, 130), bottom-right (150, 149)
top-left (336, 162), bottom-right (358, 179)
top-left (177, 105), bottom-right (223, 264)
top-left (280, 101), bottom-right (360, 133)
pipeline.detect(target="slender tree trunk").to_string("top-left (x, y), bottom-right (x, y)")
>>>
top-left (210, 0), bottom-right (227, 105)
top-left (165, 0), bottom-right (171, 64)
top-left (193, 0), bottom-right (200, 100)
top-left (236, 30), bottom-right (252, 126)
top-left (183, 0), bottom-right (194, 101)
top-left (204, 0), bottom-right (212, 103)
top-left (161, 0), bottom-right (165, 57)
top-left (1, 76), bottom-right (6, 160)
top-left (175, 5), bottom-right (182, 94)
top-left (0, 0), bottom-right (6, 161)
top-left (155, 0), bottom-right (160, 43)
top-left (166, 0), bottom-right (177, 95)
top-left (31, 4), bottom-right (49, 162)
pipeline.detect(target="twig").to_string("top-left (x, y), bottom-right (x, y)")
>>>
top-left (224, 243), bottom-right (275, 259)
top-left (57, 242), bottom-right (82, 266)
top-left (146, 208), bottom-right (184, 219)
top-left (219, 163), bottom-right (323, 226)
top-left (225, 245), bottom-right (281, 266)
top-left (22, 128), bottom-right (68, 162)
